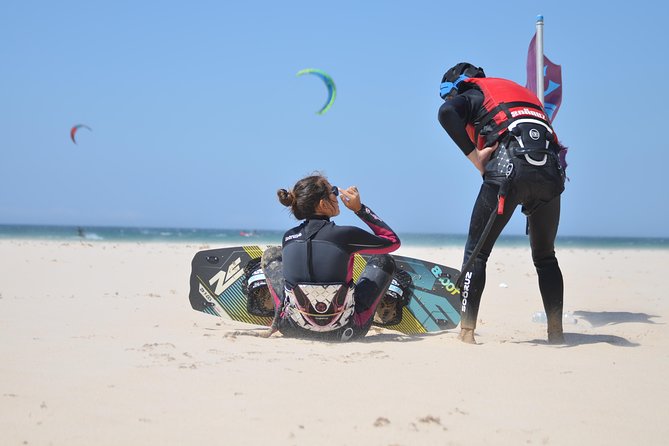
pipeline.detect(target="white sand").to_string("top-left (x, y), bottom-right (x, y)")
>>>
top-left (1, 240), bottom-right (668, 445)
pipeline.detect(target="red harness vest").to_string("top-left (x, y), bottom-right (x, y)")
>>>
top-left (464, 77), bottom-right (552, 149)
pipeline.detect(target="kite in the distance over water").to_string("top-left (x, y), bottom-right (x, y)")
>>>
top-left (296, 68), bottom-right (336, 115)
top-left (70, 124), bottom-right (92, 144)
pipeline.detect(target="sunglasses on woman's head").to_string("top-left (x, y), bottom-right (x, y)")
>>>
top-left (331, 186), bottom-right (339, 197)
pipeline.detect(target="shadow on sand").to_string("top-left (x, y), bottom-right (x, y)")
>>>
top-left (523, 332), bottom-right (640, 348)
top-left (222, 327), bottom-right (433, 344)
top-left (520, 309), bottom-right (663, 347)
top-left (359, 331), bottom-right (448, 344)
top-left (573, 310), bottom-right (660, 327)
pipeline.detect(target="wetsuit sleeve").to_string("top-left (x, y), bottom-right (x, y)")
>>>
top-left (350, 204), bottom-right (401, 255)
top-left (437, 89), bottom-right (484, 156)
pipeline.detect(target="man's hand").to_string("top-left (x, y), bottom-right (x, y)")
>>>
top-left (467, 142), bottom-right (498, 175)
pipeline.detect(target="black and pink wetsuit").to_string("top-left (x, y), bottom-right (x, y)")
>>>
top-left (277, 204), bottom-right (400, 341)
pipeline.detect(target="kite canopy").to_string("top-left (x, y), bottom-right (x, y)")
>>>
top-left (70, 124), bottom-right (92, 144)
top-left (296, 68), bottom-right (336, 115)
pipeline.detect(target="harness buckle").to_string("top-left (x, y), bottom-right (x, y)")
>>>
top-left (507, 118), bottom-right (554, 159)
top-left (524, 153), bottom-right (548, 166)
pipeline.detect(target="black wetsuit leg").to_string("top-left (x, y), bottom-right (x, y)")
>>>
top-left (349, 254), bottom-right (396, 340)
top-left (460, 182), bottom-right (518, 330)
top-left (528, 195), bottom-right (564, 338)
top-left (461, 182), bottom-right (563, 335)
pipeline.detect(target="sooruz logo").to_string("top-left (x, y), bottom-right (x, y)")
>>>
top-left (208, 257), bottom-right (245, 295)
top-left (460, 271), bottom-right (472, 313)
top-left (430, 265), bottom-right (460, 296)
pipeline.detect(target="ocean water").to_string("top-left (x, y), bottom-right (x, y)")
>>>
top-left (0, 224), bottom-right (667, 249)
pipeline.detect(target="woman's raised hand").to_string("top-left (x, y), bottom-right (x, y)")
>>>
top-left (338, 186), bottom-right (362, 213)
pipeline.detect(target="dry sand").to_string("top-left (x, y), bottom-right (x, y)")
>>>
top-left (1, 240), bottom-right (668, 445)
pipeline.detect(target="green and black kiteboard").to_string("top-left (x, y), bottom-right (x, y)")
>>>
top-left (188, 245), bottom-right (462, 335)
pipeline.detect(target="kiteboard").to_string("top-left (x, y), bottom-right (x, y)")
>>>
top-left (188, 245), bottom-right (462, 335)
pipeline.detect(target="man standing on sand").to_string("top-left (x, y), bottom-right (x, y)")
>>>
top-left (437, 62), bottom-right (567, 344)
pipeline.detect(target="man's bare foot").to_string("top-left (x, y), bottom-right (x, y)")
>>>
top-left (548, 331), bottom-right (565, 344)
top-left (458, 328), bottom-right (477, 344)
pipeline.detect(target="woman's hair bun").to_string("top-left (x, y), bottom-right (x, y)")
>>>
top-left (277, 188), bottom-right (294, 207)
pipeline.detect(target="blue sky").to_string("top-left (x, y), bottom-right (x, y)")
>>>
top-left (1, 0), bottom-right (667, 237)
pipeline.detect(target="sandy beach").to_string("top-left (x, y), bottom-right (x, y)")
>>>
top-left (1, 239), bottom-right (668, 445)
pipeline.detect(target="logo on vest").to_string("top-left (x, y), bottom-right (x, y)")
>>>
top-left (510, 107), bottom-right (546, 120)
top-left (529, 129), bottom-right (540, 140)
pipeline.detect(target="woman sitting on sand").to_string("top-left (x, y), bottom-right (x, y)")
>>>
top-left (261, 173), bottom-right (401, 342)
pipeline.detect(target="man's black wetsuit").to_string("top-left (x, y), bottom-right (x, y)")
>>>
top-left (438, 87), bottom-right (564, 337)
top-left (276, 204), bottom-right (400, 341)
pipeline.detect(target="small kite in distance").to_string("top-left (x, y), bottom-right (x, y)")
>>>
top-left (70, 124), bottom-right (92, 144)
top-left (296, 68), bottom-right (336, 115)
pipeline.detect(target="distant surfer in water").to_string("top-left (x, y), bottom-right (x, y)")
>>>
top-left (250, 173), bottom-right (402, 341)
top-left (77, 227), bottom-right (86, 238)
top-left (438, 63), bottom-right (567, 344)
